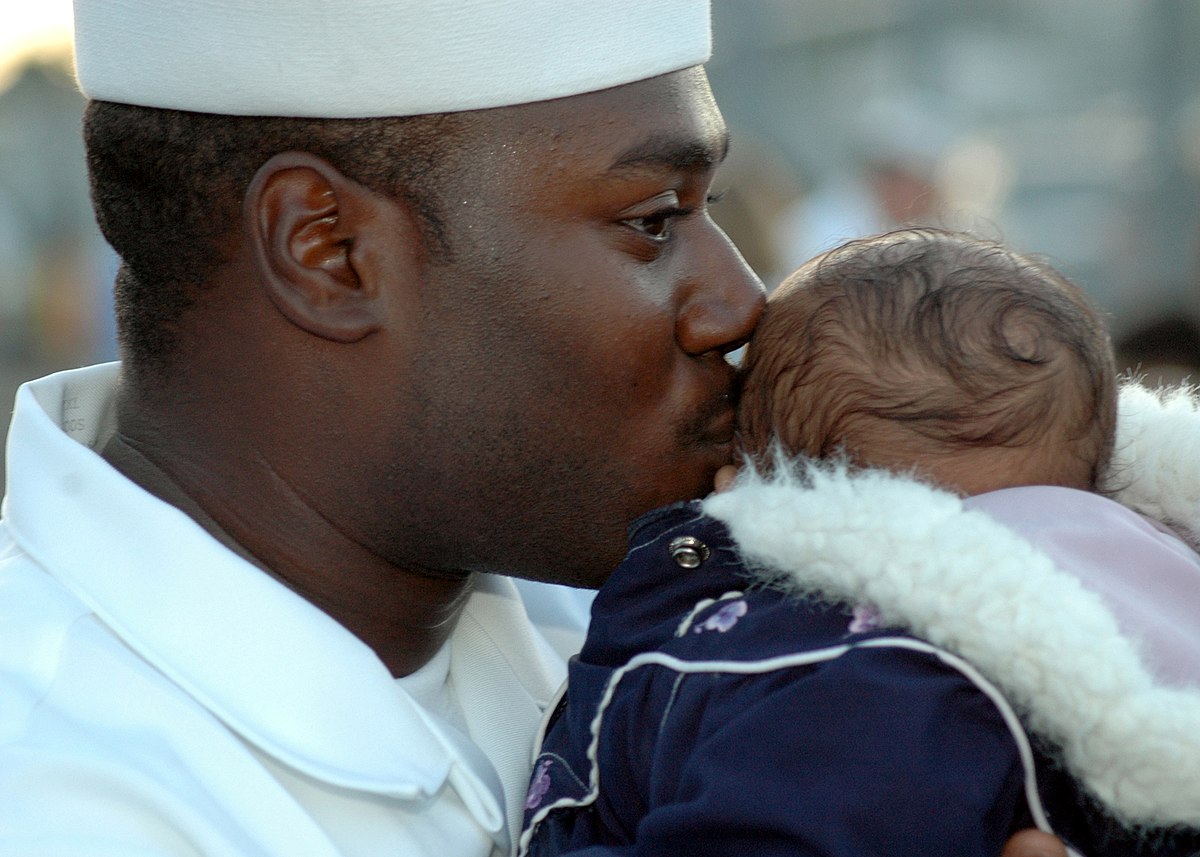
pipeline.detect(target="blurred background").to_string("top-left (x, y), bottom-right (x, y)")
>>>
top-left (4, 0), bottom-right (1200, 485)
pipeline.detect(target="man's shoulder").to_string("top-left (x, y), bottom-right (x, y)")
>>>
top-left (0, 543), bottom-right (188, 734)
top-left (0, 545), bottom-right (91, 720)
top-left (0, 543), bottom-right (332, 855)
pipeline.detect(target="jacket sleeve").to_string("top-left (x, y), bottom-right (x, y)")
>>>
top-left (593, 642), bottom-right (1028, 857)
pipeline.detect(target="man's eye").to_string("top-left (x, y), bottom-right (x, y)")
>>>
top-left (624, 208), bottom-right (686, 242)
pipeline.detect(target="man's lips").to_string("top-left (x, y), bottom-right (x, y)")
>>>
top-left (675, 363), bottom-right (740, 468)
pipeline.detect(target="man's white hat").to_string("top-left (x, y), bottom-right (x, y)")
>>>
top-left (72, 0), bottom-right (712, 118)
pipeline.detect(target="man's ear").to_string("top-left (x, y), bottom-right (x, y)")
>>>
top-left (244, 151), bottom-right (406, 343)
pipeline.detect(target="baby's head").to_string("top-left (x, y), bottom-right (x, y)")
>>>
top-left (737, 228), bottom-right (1117, 496)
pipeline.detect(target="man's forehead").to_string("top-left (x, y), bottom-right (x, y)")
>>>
top-left (520, 67), bottom-right (729, 179)
top-left (455, 68), bottom-right (728, 194)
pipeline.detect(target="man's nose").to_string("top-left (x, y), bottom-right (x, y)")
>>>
top-left (675, 222), bottom-right (766, 356)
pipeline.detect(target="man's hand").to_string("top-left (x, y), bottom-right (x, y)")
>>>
top-left (1002, 829), bottom-right (1068, 857)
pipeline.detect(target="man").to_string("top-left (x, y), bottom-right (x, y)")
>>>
top-left (0, 1), bottom-right (1065, 854)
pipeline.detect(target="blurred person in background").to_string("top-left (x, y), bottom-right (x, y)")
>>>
top-left (775, 95), bottom-right (956, 274)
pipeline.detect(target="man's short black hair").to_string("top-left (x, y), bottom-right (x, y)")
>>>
top-left (84, 101), bottom-right (465, 371)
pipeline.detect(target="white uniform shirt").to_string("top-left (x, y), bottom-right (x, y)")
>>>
top-left (0, 363), bottom-right (586, 856)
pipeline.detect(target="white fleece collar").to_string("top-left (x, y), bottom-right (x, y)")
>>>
top-left (702, 382), bottom-right (1200, 831)
top-left (1104, 382), bottom-right (1200, 546)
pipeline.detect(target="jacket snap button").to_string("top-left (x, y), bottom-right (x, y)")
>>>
top-left (668, 535), bottom-right (710, 568)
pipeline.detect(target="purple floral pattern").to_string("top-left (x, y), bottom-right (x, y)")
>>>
top-left (693, 599), bottom-right (748, 634)
top-left (525, 759), bottom-right (552, 810)
top-left (849, 603), bottom-right (881, 634)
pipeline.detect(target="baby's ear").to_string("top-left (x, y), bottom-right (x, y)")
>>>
top-left (713, 464), bottom-right (740, 494)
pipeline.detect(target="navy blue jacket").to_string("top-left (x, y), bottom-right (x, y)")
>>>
top-left (521, 498), bottom-right (1200, 856)
top-left (519, 502), bottom-right (1030, 857)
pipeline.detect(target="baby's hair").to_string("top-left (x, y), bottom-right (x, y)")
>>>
top-left (738, 228), bottom-right (1117, 492)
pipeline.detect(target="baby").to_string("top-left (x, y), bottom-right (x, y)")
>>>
top-left (520, 228), bottom-right (1200, 857)
top-left (736, 226), bottom-right (1116, 497)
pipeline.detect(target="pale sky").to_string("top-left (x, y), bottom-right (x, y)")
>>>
top-left (0, 0), bottom-right (74, 88)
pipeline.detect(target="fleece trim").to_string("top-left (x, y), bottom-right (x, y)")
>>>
top-left (702, 382), bottom-right (1200, 831)
top-left (1105, 382), bottom-right (1200, 549)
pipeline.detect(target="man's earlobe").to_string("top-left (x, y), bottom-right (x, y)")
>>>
top-left (244, 151), bottom-right (385, 343)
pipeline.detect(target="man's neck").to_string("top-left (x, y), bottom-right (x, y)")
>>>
top-left (100, 430), bottom-right (475, 677)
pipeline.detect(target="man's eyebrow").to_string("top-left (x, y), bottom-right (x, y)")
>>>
top-left (608, 129), bottom-right (731, 175)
